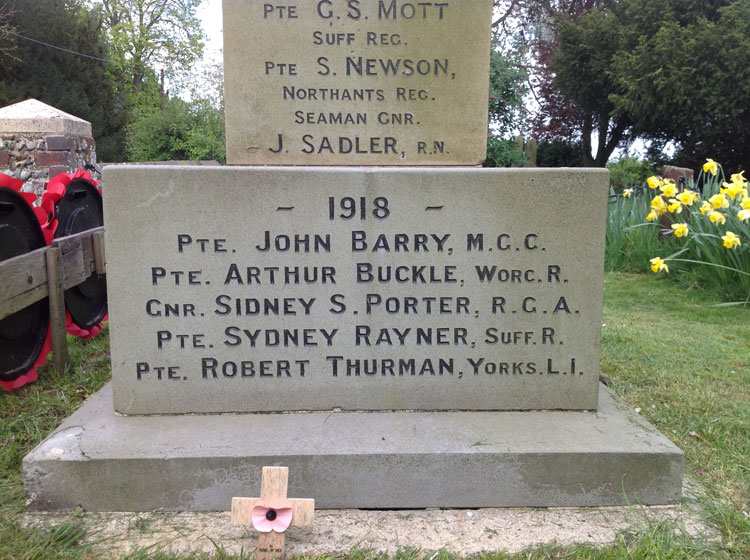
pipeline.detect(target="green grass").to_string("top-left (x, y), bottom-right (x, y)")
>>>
top-left (600, 272), bottom-right (750, 557)
top-left (0, 326), bottom-right (111, 559)
top-left (1, 277), bottom-right (749, 558)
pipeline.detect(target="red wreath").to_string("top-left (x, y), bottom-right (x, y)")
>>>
top-left (0, 173), bottom-right (53, 391)
top-left (1, 170), bottom-right (106, 391)
top-left (41, 170), bottom-right (107, 338)
top-left (38, 169), bottom-right (99, 245)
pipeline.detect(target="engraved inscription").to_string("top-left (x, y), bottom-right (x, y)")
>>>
top-left (223, 0), bottom-right (494, 164)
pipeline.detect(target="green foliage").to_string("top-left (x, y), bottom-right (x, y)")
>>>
top-left (610, 0), bottom-right (750, 172)
top-left (126, 97), bottom-right (225, 163)
top-left (606, 164), bottom-right (750, 303)
top-left (544, 2), bottom-right (631, 166)
top-left (0, 0), bottom-right (127, 161)
top-left (99, 0), bottom-right (205, 95)
top-left (540, 0), bottom-right (750, 170)
top-left (487, 45), bottom-right (527, 137)
top-left (607, 156), bottom-right (654, 192)
top-left (657, 168), bottom-right (750, 303)
top-left (484, 42), bottom-right (528, 168)
top-left (536, 139), bottom-right (584, 167)
top-left (605, 186), bottom-right (664, 271)
top-left (549, 0), bottom-right (750, 171)
top-left (483, 137), bottom-right (527, 168)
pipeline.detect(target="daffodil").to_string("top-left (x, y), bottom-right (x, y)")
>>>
top-left (661, 180), bottom-right (678, 198)
top-left (722, 181), bottom-right (748, 200)
top-left (671, 223), bottom-right (688, 237)
top-left (667, 199), bottom-right (683, 213)
top-left (722, 231), bottom-right (741, 249)
top-left (709, 211), bottom-right (727, 225)
top-left (651, 196), bottom-right (667, 214)
top-left (676, 190), bottom-right (700, 206)
top-left (742, 198), bottom-right (750, 210)
top-left (709, 193), bottom-right (729, 209)
top-left (738, 209), bottom-right (750, 222)
top-left (650, 257), bottom-right (669, 273)
top-left (623, 188), bottom-right (633, 198)
top-left (730, 170), bottom-right (746, 184)
top-left (700, 201), bottom-right (713, 215)
top-left (647, 176), bottom-right (662, 190)
top-left (646, 210), bottom-right (659, 221)
top-left (703, 158), bottom-right (718, 176)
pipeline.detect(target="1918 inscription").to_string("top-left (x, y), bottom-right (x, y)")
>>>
top-left (223, 0), bottom-right (493, 165)
top-left (104, 166), bottom-right (609, 414)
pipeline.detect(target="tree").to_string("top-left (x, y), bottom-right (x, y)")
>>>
top-left (98, 0), bottom-right (205, 95)
top-left (0, 0), bottom-right (126, 161)
top-left (548, 4), bottom-right (631, 166)
top-left (521, 0), bottom-right (750, 170)
top-left (493, 1), bottom-right (618, 167)
top-left (0, 2), bottom-right (18, 66)
top-left (484, 40), bottom-right (529, 167)
top-left (609, 0), bottom-right (750, 172)
top-left (126, 95), bottom-right (224, 163)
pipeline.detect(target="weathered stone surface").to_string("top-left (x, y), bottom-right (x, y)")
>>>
top-left (35, 151), bottom-right (71, 166)
top-left (103, 165), bottom-right (609, 414)
top-left (222, 0), bottom-right (493, 165)
top-left (662, 165), bottom-right (694, 185)
top-left (48, 165), bottom-right (70, 177)
top-left (22, 382), bottom-right (684, 511)
top-left (45, 135), bottom-right (75, 151)
top-left (0, 100), bottom-right (98, 197)
top-left (0, 99), bottom-right (92, 136)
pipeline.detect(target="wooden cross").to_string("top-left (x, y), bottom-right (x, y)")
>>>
top-left (231, 467), bottom-right (315, 560)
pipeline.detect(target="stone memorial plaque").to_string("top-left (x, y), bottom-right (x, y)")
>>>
top-left (223, 0), bottom-right (493, 166)
top-left (104, 166), bottom-right (608, 415)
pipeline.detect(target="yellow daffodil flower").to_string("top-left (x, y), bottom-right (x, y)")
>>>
top-left (650, 257), bottom-right (669, 273)
top-left (651, 196), bottom-right (667, 214)
top-left (709, 211), bottom-right (727, 225)
top-left (623, 188), bottom-right (633, 198)
top-left (675, 190), bottom-right (700, 205)
top-left (730, 170), bottom-right (746, 184)
top-left (722, 181), bottom-right (748, 200)
top-left (646, 210), bottom-right (659, 221)
top-left (671, 223), bottom-right (688, 237)
top-left (700, 201), bottom-right (713, 215)
top-left (647, 176), bottom-right (662, 190)
top-left (667, 199), bottom-right (683, 213)
top-left (738, 209), bottom-right (750, 222)
top-left (703, 158), bottom-right (718, 175)
top-left (709, 193), bottom-right (729, 209)
top-left (742, 198), bottom-right (750, 210)
top-left (722, 231), bottom-right (741, 249)
top-left (661, 182), bottom-right (678, 197)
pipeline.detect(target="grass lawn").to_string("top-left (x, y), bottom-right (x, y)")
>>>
top-left (0, 272), bottom-right (748, 559)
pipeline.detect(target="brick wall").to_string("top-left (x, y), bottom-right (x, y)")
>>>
top-left (0, 133), bottom-right (98, 198)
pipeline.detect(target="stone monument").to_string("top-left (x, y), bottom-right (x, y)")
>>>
top-left (23, 0), bottom-right (683, 511)
top-left (0, 98), bottom-right (99, 197)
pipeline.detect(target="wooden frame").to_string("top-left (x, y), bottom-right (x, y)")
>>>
top-left (0, 226), bottom-right (106, 373)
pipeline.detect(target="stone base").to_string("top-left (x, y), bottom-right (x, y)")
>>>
top-left (23, 383), bottom-right (683, 511)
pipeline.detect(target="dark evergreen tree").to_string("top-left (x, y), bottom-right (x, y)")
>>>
top-left (0, 0), bottom-right (126, 161)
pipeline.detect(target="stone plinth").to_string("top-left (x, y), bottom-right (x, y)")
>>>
top-left (0, 99), bottom-right (97, 196)
top-left (22, 382), bottom-right (684, 511)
